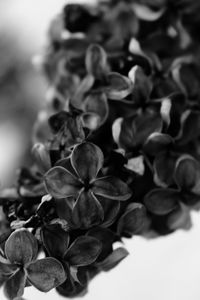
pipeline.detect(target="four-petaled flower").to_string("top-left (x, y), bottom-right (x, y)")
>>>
top-left (0, 229), bottom-right (66, 300)
top-left (44, 142), bottom-right (132, 228)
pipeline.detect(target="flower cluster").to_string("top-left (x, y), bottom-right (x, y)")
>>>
top-left (1, 0), bottom-right (200, 298)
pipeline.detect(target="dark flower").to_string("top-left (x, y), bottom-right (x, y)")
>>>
top-left (44, 142), bottom-right (131, 228)
top-left (0, 229), bottom-right (66, 299)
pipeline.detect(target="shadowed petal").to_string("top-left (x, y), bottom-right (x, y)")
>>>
top-left (4, 269), bottom-right (26, 300)
top-left (174, 155), bottom-right (200, 194)
top-left (72, 191), bottom-right (104, 229)
top-left (26, 258), bottom-right (66, 292)
top-left (81, 92), bottom-right (109, 129)
top-left (87, 227), bottom-right (116, 262)
top-left (71, 142), bottom-right (104, 182)
top-left (64, 236), bottom-right (102, 267)
top-left (144, 188), bottom-right (180, 215)
top-left (81, 112), bottom-right (101, 131)
top-left (119, 112), bottom-right (163, 150)
top-left (93, 176), bottom-right (132, 201)
top-left (85, 44), bottom-right (108, 78)
top-left (0, 262), bottom-right (18, 276)
top-left (5, 229), bottom-right (38, 265)
top-left (98, 196), bottom-right (120, 228)
top-left (44, 166), bottom-right (82, 199)
top-left (41, 225), bottom-right (70, 259)
top-left (97, 248), bottom-right (129, 271)
top-left (117, 203), bottom-right (146, 237)
top-left (106, 72), bottom-right (132, 100)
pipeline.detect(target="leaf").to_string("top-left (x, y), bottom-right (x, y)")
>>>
top-left (117, 203), bottom-right (146, 236)
top-left (106, 72), bottom-right (132, 100)
top-left (4, 269), bottom-right (26, 300)
top-left (5, 229), bottom-right (38, 265)
top-left (174, 155), bottom-right (200, 194)
top-left (85, 44), bottom-right (108, 78)
top-left (26, 258), bottom-right (66, 292)
top-left (44, 166), bottom-right (82, 199)
top-left (72, 191), bottom-right (104, 229)
top-left (71, 142), bottom-right (104, 182)
top-left (41, 225), bottom-right (70, 258)
top-left (93, 176), bottom-right (132, 201)
top-left (64, 236), bottom-right (102, 267)
top-left (98, 248), bottom-right (129, 272)
top-left (144, 188), bottom-right (180, 215)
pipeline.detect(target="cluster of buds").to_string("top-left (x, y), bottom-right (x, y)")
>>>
top-left (1, 0), bottom-right (200, 298)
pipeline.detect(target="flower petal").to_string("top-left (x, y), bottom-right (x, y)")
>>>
top-left (4, 269), bottom-right (26, 300)
top-left (93, 176), bottom-right (132, 201)
top-left (44, 166), bottom-right (82, 199)
top-left (48, 111), bottom-right (85, 146)
top-left (97, 248), bottom-right (129, 272)
top-left (153, 152), bottom-right (177, 187)
top-left (55, 157), bottom-right (78, 177)
top-left (106, 72), bottom-right (132, 100)
top-left (144, 188), bottom-right (180, 215)
top-left (41, 225), bottom-right (70, 259)
top-left (174, 155), bottom-right (200, 194)
top-left (82, 92), bottom-right (109, 129)
top-left (5, 229), bottom-right (38, 265)
top-left (128, 65), bottom-right (152, 104)
top-left (117, 203), bottom-right (146, 237)
top-left (167, 204), bottom-right (192, 231)
top-left (64, 236), bottom-right (102, 267)
top-left (87, 227), bottom-right (116, 262)
top-left (85, 44), bottom-right (108, 78)
top-left (98, 196), bottom-right (120, 228)
top-left (81, 112), bottom-right (101, 131)
top-left (132, 3), bottom-right (165, 21)
top-left (71, 142), bottom-right (104, 182)
top-left (26, 258), bottom-right (66, 292)
top-left (0, 262), bottom-right (18, 276)
top-left (72, 191), bottom-right (104, 229)
top-left (143, 133), bottom-right (174, 156)
top-left (176, 110), bottom-right (200, 145)
top-left (119, 112), bottom-right (163, 150)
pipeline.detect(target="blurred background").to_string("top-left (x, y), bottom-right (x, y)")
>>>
top-left (0, 1), bottom-right (200, 299)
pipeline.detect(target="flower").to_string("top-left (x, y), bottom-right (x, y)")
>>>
top-left (44, 142), bottom-right (132, 228)
top-left (0, 229), bottom-right (66, 299)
